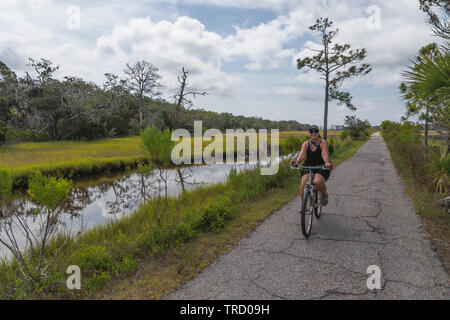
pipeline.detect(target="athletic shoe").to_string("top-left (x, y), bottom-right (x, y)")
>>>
top-left (321, 193), bottom-right (328, 206)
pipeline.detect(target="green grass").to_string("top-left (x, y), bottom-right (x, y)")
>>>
top-left (0, 135), bottom-right (369, 299)
top-left (0, 137), bottom-right (146, 188)
top-left (381, 127), bottom-right (449, 273)
top-left (93, 136), bottom-right (369, 299)
top-left (1, 132), bottom-right (341, 188)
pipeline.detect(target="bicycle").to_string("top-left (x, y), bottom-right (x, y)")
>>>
top-left (290, 164), bottom-right (331, 237)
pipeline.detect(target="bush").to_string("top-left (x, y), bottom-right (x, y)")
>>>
top-left (112, 256), bottom-right (139, 276)
top-left (194, 197), bottom-right (236, 233)
top-left (109, 232), bottom-right (141, 261)
top-left (86, 271), bottom-right (111, 291)
top-left (380, 121), bottom-right (434, 187)
top-left (425, 142), bottom-right (450, 193)
top-left (340, 130), bottom-right (349, 140)
top-left (27, 171), bottom-right (72, 210)
top-left (5, 128), bottom-right (47, 143)
top-left (70, 245), bottom-right (113, 273)
top-left (344, 115), bottom-right (371, 139)
top-left (327, 138), bottom-right (335, 156)
top-left (172, 222), bottom-right (197, 244)
top-left (140, 126), bottom-right (174, 166)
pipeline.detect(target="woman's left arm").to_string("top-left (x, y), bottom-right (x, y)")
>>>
top-left (321, 140), bottom-right (332, 168)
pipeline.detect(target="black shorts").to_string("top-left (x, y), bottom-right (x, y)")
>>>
top-left (301, 169), bottom-right (330, 182)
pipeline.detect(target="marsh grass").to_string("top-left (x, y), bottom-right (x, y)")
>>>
top-left (1, 132), bottom-right (342, 188)
top-left (0, 135), bottom-right (368, 299)
top-left (0, 137), bottom-right (146, 188)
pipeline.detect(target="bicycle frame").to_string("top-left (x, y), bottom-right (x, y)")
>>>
top-left (293, 164), bottom-right (328, 194)
top-left (291, 164), bottom-right (330, 237)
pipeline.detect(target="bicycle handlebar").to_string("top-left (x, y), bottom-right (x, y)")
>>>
top-left (290, 164), bottom-right (331, 171)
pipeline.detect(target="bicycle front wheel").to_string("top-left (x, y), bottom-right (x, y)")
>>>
top-left (301, 190), bottom-right (314, 237)
top-left (314, 191), bottom-right (323, 219)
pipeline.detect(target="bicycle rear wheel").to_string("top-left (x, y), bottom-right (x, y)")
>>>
top-left (301, 190), bottom-right (314, 237)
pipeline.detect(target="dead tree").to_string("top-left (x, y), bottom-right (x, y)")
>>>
top-left (172, 67), bottom-right (207, 130)
top-left (171, 68), bottom-right (207, 192)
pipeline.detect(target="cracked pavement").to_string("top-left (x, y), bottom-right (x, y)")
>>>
top-left (165, 133), bottom-right (449, 300)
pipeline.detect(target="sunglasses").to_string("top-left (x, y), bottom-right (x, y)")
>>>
top-left (309, 129), bottom-right (319, 134)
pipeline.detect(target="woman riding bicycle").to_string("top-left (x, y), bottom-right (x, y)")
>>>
top-left (290, 125), bottom-right (332, 206)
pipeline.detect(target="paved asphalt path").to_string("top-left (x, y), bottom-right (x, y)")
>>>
top-left (165, 133), bottom-right (449, 300)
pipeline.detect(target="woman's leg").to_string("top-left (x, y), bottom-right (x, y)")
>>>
top-left (312, 173), bottom-right (326, 198)
top-left (300, 174), bottom-right (309, 199)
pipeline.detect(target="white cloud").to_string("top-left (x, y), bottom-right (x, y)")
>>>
top-left (94, 16), bottom-right (241, 96)
top-left (245, 62), bottom-right (262, 70)
top-left (274, 86), bottom-right (322, 102)
top-left (291, 0), bottom-right (435, 88)
top-left (157, 0), bottom-right (300, 11)
top-left (274, 86), bottom-right (300, 95)
top-left (0, 0), bottom-right (438, 126)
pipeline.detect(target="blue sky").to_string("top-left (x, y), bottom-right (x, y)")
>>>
top-left (0, 0), bottom-right (441, 127)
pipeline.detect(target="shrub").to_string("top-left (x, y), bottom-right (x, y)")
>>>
top-left (70, 245), bottom-right (113, 273)
top-left (380, 121), bottom-right (446, 190)
top-left (344, 115), bottom-right (371, 139)
top-left (140, 126), bottom-right (174, 166)
top-left (140, 126), bottom-right (174, 225)
top-left (172, 222), bottom-right (197, 244)
top-left (28, 171), bottom-right (72, 210)
top-left (5, 128), bottom-right (47, 143)
top-left (86, 271), bottom-right (111, 291)
top-left (112, 256), bottom-right (139, 276)
top-left (148, 226), bottom-right (170, 255)
top-left (340, 130), bottom-right (349, 140)
top-left (194, 197), bottom-right (236, 233)
top-left (109, 232), bottom-right (141, 261)
top-left (425, 142), bottom-right (450, 193)
top-left (327, 138), bottom-right (335, 156)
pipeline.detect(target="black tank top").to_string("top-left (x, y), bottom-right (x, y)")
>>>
top-left (303, 139), bottom-right (324, 166)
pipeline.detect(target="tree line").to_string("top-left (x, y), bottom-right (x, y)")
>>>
top-left (0, 59), bottom-right (312, 146)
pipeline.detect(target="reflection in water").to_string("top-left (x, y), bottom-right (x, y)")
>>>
top-left (0, 159), bottom-right (284, 258)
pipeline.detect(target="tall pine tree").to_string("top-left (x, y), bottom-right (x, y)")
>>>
top-left (297, 17), bottom-right (372, 140)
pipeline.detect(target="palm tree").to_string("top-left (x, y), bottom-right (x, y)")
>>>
top-left (402, 47), bottom-right (450, 156)
top-left (400, 43), bottom-right (440, 146)
top-left (425, 142), bottom-right (450, 193)
top-left (403, 49), bottom-right (450, 105)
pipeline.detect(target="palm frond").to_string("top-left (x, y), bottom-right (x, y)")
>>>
top-left (403, 51), bottom-right (450, 105)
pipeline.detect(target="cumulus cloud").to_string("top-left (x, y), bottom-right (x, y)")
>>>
top-left (157, 0), bottom-right (300, 11)
top-left (0, 0), bottom-right (438, 125)
top-left (94, 16), bottom-right (242, 96)
top-left (291, 0), bottom-right (435, 88)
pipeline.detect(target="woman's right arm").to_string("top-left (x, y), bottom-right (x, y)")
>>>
top-left (293, 141), bottom-right (308, 164)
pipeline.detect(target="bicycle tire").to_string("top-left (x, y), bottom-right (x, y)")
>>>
top-left (301, 190), bottom-right (314, 237)
top-left (314, 191), bottom-right (323, 219)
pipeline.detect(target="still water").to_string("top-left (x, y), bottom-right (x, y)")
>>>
top-left (0, 159), bottom-right (287, 259)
